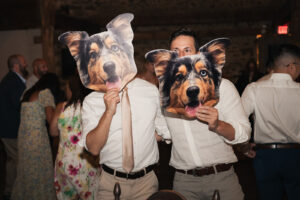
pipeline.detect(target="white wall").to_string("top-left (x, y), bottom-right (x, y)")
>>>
top-left (0, 29), bottom-right (42, 80)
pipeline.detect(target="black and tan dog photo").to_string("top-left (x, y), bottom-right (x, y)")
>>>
top-left (58, 13), bottom-right (137, 91)
top-left (145, 38), bottom-right (230, 117)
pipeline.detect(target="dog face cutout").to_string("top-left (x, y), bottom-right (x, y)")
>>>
top-left (145, 38), bottom-right (230, 117)
top-left (58, 13), bottom-right (137, 91)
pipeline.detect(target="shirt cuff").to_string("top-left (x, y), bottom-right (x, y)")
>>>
top-left (221, 120), bottom-right (251, 145)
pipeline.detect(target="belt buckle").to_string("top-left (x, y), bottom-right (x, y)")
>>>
top-left (193, 167), bottom-right (202, 176)
top-left (126, 171), bottom-right (137, 179)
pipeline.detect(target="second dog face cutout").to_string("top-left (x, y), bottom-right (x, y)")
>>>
top-left (59, 13), bottom-right (137, 91)
top-left (146, 38), bottom-right (230, 117)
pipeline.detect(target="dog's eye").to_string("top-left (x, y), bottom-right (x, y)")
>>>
top-left (90, 51), bottom-right (97, 59)
top-left (111, 45), bottom-right (120, 52)
top-left (200, 70), bottom-right (208, 77)
top-left (175, 74), bottom-right (184, 81)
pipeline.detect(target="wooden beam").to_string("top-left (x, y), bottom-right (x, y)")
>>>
top-left (40, 0), bottom-right (56, 73)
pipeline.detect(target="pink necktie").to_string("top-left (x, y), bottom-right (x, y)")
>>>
top-left (121, 87), bottom-right (134, 173)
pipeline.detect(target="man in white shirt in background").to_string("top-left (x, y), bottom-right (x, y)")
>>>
top-left (80, 77), bottom-right (170, 200)
top-left (26, 58), bottom-right (48, 89)
top-left (165, 28), bottom-right (251, 200)
top-left (241, 44), bottom-right (300, 200)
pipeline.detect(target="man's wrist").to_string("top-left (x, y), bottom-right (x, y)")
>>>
top-left (104, 109), bottom-right (115, 118)
top-left (209, 120), bottom-right (220, 133)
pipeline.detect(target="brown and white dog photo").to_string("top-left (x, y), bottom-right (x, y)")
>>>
top-left (58, 13), bottom-right (137, 91)
top-left (145, 38), bottom-right (230, 117)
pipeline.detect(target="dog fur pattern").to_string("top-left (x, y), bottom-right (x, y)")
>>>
top-left (145, 38), bottom-right (230, 117)
top-left (58, 13), bottom-right (137, 91)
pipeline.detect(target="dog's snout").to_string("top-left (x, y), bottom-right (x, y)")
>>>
top-left (186, 86), bottom-right (200, 98)
top-left (103, 62), bottom-right (116, 74)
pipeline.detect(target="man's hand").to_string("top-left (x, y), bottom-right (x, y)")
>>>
top-left (195, 106), bottom-right (219, 132)
top-left (103, 88), bottom-right (120, 115)
top-left (244, 143), bottom-right (256, 158)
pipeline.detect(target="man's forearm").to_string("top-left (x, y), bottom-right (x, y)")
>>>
top-left (212, 120), bottom-right (235, 141)
top-left (86, 111), bottom-right (114, 155)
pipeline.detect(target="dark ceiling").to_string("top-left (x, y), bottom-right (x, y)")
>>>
top-left (0, 0), bottom-right (291, 33)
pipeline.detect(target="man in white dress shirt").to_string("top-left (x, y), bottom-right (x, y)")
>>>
top-left (242, 44), bottom-right (300, 200)
top-left (80, 77), bottom-right (170, 200)
top-left (165, 28), bottom-right (251, 200)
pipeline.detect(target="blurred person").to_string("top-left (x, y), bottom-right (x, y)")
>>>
top-left (0, 54), bottom-right (28, 200)
top-left (50, 73), bottom-right (101, 200)
top-left (136, 59), bottom-right (158, 87)
top-left (26, 58), bottom-right (48, 89)
top-left (242, 44), bottom-right (300, 200)
top-left (136, 57), bottom-right (173, 189)
top-left (11, 73), bottom-right (61, 200)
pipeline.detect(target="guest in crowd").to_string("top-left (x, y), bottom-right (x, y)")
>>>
top-left (0, 54), bottom-right (28, 200)
top-left (11, 73), bottom-right (61, 200)
top-left (242, 44), bottom-right (300, 200)
top-left (50, 73), bottom-right (101, 200)
top-left (136, 59), bottom-right (158, 87)
top-left (26, 58), bottom-right (48, 89)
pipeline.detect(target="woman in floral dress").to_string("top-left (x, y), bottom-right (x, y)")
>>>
top-left (11, 73), bottom-right (61, 200)
top-left (50, 74), bottom-right (100, 200)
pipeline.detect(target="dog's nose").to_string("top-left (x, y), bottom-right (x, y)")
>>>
top-left (186, 86), bottom-right (200, 98)
top-left (103, 62), bottom-right (116, 74)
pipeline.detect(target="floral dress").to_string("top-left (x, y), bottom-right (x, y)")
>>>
top-left (54, 104), bottom-right (100, 200)
top-left (11, 89), bottom-right (56, 200)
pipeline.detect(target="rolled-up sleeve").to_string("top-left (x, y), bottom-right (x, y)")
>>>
top-left (154, 88), bottom-right (171, 140)
top-left (241, 83), bottom-right (255, 117)
top-left (79, 92), bottom-right (104, 150)
top-left (218, 79), bottom-right (251, 144)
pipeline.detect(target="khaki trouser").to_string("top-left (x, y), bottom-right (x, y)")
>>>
top-left (1, 138), bottom-right (18, 196)
top-left (98, 170), bottom-right (158, 200)
top-left (173, 167), bottom-right (244, 200)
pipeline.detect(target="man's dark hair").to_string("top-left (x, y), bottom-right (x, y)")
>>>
top-left (7, 54), bottom-right (21, 70)
top-left (169, 28), bottom-right (200, 50)
top-left (268, 43), bottom-right (300, 67)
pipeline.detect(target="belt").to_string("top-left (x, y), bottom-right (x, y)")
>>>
top-left (102, 164), bottom-right (156, 179)
top-left (255, 143), bottom-right (300, 150)
top-left (175, 163), bottom-right (233, 177)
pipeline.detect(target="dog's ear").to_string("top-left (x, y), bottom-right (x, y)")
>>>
top-left (145, 49), bottom-right (177, 79)
top-left (106, 13), bottom-right (134, 43)
top-left (58, 31), bottom-right (89, 58)
top-left (199, 38), bottom-right (231, 72)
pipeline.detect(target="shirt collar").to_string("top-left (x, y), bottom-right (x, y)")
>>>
top-left (13, 71), bottom-right (26, 83)
top-left (270, 73), bottom-right (293, 81)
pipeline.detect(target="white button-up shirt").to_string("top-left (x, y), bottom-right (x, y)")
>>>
top-left (165, 78), bottom-right (251, 170)
top-left (26, 75), bottom-right (38, 89)
top-left (242, 73), bottom-right (300, 144)
top-left (80, 78), bottom-right (170, 172)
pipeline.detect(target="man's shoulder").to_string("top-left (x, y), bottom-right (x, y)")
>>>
top-left (1, 72), bottom-right (22, 86)
top-left (220, 78), bottom-right (237, 91)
